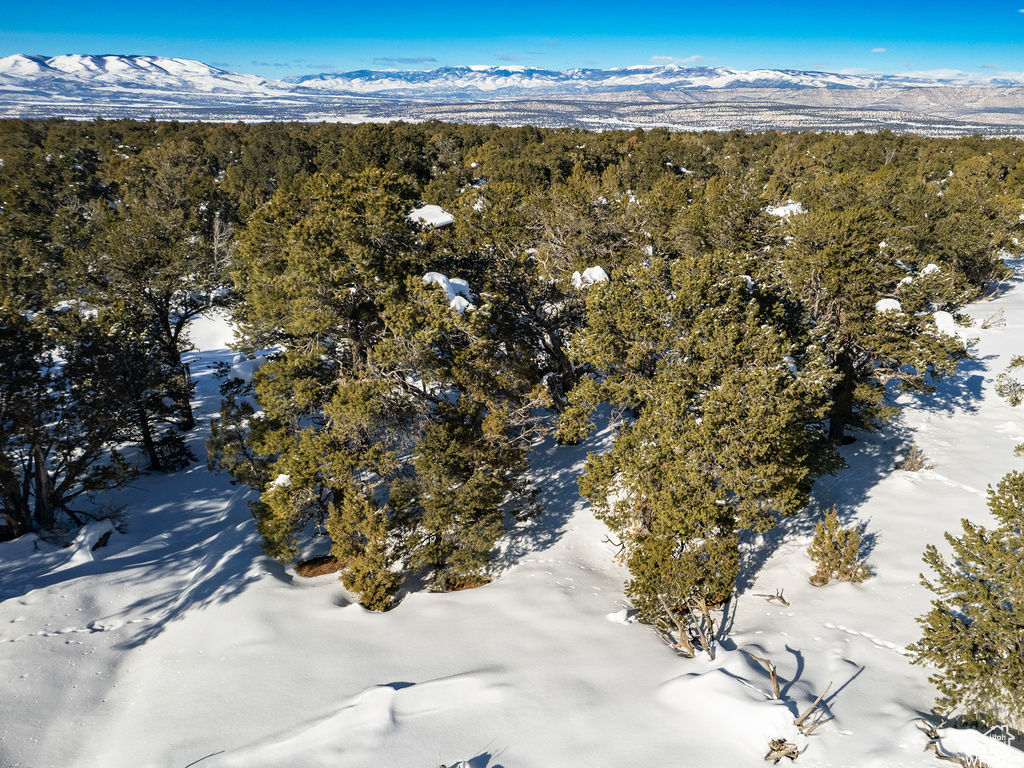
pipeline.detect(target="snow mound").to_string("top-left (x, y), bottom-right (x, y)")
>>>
top-left (572, 266), bottom-right (610, 288)
top-left (935, 726), bottom-right (1024, 768)
top-left (876, 298), bottom-right (903, 314)
top-left (423, 272), bottom-right (474, 313)
top-left (659, 662), bottom-right (808, 758)
top-left (933, 310), bottom-right (957, 335)
top-left (407, 205), bottom-right (454, 229)
top-left (216, 675), bottom-right (502, 766)
top-left (766, 201), bottom-right (806, 217)
top-left (229, 354), bottom-right (266, 383)
top-left (449, 296), bottom-right (472, 314)
top-left (65, 519), bottom-right (115, 566)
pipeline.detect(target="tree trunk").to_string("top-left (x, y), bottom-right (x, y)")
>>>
top-left (0, 481), bottom-right (33, 538)
top-left (137, 409), bottom-right (163, 472)
top-left (156, 312), bottom-right (196, 432)
top-left (33, 445), bottom-right (55, 531)
top-left (828, 353), bottom-right (856, 443)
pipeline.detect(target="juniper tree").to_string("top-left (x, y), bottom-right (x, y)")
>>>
top-left (75, 139), bottom-right (228, 432)
top-left (61, 308), bottom-right (194, 473)
top-left (807, 507), bottom-right (871, 586)
top-left (564, 253), bottom-right (838, 653)
top-left (0, 307), bottom-right (135, 537)
top-left (778, 201), bottom-right (971, 442)
top-left (910, 471), bottom-right (1024, 732)
top-left (211, 169), bottom-right (543, 608)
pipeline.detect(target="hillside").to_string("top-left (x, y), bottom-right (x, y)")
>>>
top-left (2, 261), bottom-right (1024, 767)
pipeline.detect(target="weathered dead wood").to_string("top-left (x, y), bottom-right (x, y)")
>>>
top-left (794, 682), bottom-right (833, 734)
top-left (764, 738), bottom-right (799, 763)
top-left (980, 308), bottom-right (1005, 328)
top-left (657, 595), bottom-right (696, 658)
top-left (745, 651), bottom-right (782, 699)
top-left (690, 595), bottom-right (716, 661)
top-left (753, 589), bottom-right (791, 606)
top-left (921, 721), bottom-right (991, 767)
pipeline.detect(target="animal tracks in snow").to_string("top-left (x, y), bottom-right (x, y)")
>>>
top-left (897, 468), bottom-right (984, 497)
top-left (823, 623), bottom-right (909, 656)
top-left (0, 615), bottom-right (149, 643)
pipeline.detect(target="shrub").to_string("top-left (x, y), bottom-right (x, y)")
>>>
top-left (896, 443), bottom-right (934, 471)
top-left (995, 355), bottom-right (1024, 407)
top-left (910, 471), bottom-right (1024, 732)
top-left (807, 508), bottom-right (871, 586)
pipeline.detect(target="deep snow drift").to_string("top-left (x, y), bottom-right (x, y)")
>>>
top-left (3, 270), bottom-right (1024, 767)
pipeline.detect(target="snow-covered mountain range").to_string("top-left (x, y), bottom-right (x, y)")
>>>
top-left (3, 54), bottom-right (1024, 134)
top-left (4, 54), bottom-right (1024, 102)
top-left (0, 54), bottom-right (284, 95)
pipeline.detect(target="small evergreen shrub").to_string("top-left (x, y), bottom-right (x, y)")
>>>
top-left (807, 508), bottom-right (871, 586)
top-left (896, 443), bottom-right (933, 472)
top-left (910, 471), bottom-right (1024, 732)
top-left (995, 355), bottom-right (1024, 407)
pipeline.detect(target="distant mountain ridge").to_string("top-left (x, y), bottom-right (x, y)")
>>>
top-left (3, 54), bottom-right (1024, 136)
top-left (5, 54), bottom-right (1024, 101)
top-left (282, 64), bottom-right (1024, 97)
top-left (0, 54), bottom-right (280, 95)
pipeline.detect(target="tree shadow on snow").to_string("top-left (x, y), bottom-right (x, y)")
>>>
top-left (0, 477), bottom-right (268, 649)
top-left (904, 354), bottom-right (991, 418)
top-left (441, 751), bottom-right (505, 768)
top-left (113, 510), bottom-right (268, 648)
top-left (736, 344), bottom-right (993, 595)
top-left (736, 416), bottom-right (927, 595)
top-left (495, 423), bottom-right (613, 571)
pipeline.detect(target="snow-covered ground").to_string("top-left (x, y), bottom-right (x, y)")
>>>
top-left (3, 277), bottom-right (1024, 768)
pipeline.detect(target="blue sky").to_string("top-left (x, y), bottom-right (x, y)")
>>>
top-left (2, 0), bottom-right (1022, 77)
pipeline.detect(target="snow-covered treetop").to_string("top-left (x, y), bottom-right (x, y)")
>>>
top-left (407, 205), bottom-right (455, 229)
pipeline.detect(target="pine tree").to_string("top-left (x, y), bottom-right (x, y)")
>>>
top-left (910, 472), bottom-right (1024, 732)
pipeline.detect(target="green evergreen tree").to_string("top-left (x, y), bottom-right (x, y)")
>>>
top-left (211, 169), bottom-right (543, 608)
top-left (565, 253), bottom-right (839, 654)
top-left (778, 198), bottom-right (971, 441)
top-left (76, 139), bottom-right (226, 433)
top-left (807, 507), bottom-right (871, 586)
top-left (62, 308), bottom-right (194, 473)
top-left (0, 306), bottom-right (135, 537)
top-left (910, 472), bottom-right (1024, 732)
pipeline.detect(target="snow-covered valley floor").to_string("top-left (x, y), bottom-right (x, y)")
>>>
top-left (4, 271), bottom-right (1024, 768)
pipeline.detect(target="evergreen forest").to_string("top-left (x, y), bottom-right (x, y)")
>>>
top-left (2, 117), bottom-right (1022, 655)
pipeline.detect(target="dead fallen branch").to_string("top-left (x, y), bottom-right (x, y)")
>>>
top-left (752, 589), bottom-right (791, 606)
top-left (745, 651), bottom-right (781, 699)
top-left (794, 681), bottom-right (833, 735)
top-left (980, 308), bottom-right (1005, 328)
top-left (764, 738), bottom-right (799, 763)
top-left (921, 721), bottom-right (990, 767)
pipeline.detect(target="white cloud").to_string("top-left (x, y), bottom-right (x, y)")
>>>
top-left (650, 55), bottom-right (704, 65)
top-left (871, 47), bottom-right (887, 53)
